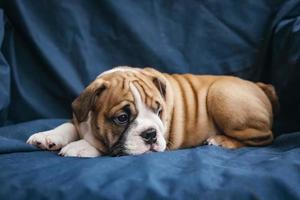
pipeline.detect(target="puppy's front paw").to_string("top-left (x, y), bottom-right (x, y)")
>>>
top-left (27, 131), bottom-right (66, 150)
top-left (59, 140), bottom-right (101, 158)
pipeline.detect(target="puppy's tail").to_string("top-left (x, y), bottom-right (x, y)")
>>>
top-left (256, 82), bottom-right (279, 116)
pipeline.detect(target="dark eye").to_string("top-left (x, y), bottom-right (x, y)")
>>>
top-left (155, 104), bottom-right (162, 117)
top-left (158, 109), bottom-right (162, 117)
top-left (113, 113), bottom-right (129, 125)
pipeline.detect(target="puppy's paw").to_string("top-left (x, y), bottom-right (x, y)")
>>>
top-left (59, 140), bottom-right (101, 158)
top-left (27, 130), bottom-right (66, 150)
top-left (205, 135), bottom-right (244, 149)
top-left (206, 137), bottom-right (221, 146)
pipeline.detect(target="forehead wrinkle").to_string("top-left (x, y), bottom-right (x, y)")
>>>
top-left (134, 73), bottom-right (153, 88)
top-left (96, 76), bottom-right (132, 112)
top-left (113, 75), bottom-right (130, 92)
top-left (123, 78), bottom-right (131, 91)
top-left (136, 79), bottom-right (153, 98)
top-left (105, 72), bottom-right (158, 112)
top-left (133, 81), bottom-right (146, 104)
top-left (130, 83), bottom-right (157, 118)
top-left (131, 79), bottom-right (159, 111)
top-left (130, 83), bottom-right (143, 110)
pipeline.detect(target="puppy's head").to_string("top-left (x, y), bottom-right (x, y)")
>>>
top-left (72, 67), bottom-right (168, 156)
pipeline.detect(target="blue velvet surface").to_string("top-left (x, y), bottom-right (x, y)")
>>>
top-left (0, 1), bottom-right (300, 199)
top-left (1, 120), bottom-right (300, 199)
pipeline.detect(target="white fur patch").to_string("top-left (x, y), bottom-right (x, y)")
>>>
top-left (27, 116), bottom-right (104, 157)
top-left (206, 137), bottom-right (221, 146)
top-left (124, 84), bottom-right (166, 155)
top-left (59, 139), bottom-right (101, 157)
top-left (97, 66), bottom-right (140, 78)
top-left (27, 122), bottom-right (78, 150)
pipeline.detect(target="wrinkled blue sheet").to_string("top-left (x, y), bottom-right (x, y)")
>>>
top-left (1, 0), bottom-right (300, 199)
top-left (1, 120), bottom-right (300, 199)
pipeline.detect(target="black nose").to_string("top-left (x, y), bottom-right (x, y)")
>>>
top-left (140, 128), bottom-right (157, 144)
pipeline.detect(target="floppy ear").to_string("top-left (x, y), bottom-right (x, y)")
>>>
top-left (152, 77), bottom-right (167, 99)
top-left (143, 67), bottom-right (167, 99)
top-left (72, 79), bottom-right (109, 122)
top-left (142, 67), bottom-right (167, 99)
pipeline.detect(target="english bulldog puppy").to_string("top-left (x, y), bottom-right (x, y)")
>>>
top-left (27, 66), bottom-right (278, 157)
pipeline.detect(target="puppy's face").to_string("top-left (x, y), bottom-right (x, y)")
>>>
top-left (72, 67), bottom-right (168, 156)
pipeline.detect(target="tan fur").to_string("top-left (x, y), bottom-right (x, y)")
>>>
top-left (144, 69), bottom-right (277, 149)
top-left (72, 67), bottom-right (278, 152)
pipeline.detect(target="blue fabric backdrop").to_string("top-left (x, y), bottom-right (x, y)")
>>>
top-left (0, 0), bottom-right (300, 199)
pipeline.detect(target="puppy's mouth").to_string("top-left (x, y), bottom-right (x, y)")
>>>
top-left (146, 145), bottom-right (158, 153)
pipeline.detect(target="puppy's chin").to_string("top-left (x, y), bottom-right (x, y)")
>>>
top-left (123, 138), bottom-right (167, 156)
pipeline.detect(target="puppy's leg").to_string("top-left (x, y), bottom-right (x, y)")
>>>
top-left (59, 139), bottom-right (101, 157)
top-left (27, 122), bottom-right (79, 150)
top-left (207, 78), bottom-right (275, 148)
top-left (206, 135), bottom-right (245, 149)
